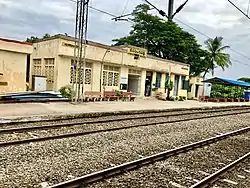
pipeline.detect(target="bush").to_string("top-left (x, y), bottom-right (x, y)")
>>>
top-left (115, 90), bottom-right (122, 97)
top-left (59, 85), bottom-right (75, 99)
top-left (169, 96), bottom-right (175, 101)
top-left (152, 87), bottom-right (157, 92)
top-left (179, 96), bottom-right (185, 101)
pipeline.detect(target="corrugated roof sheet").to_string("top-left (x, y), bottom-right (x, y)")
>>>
top-left (203, 77), bottom-right (250, 87)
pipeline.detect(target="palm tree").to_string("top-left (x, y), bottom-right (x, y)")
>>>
top-left (203, 36), bottom-right (231, 78)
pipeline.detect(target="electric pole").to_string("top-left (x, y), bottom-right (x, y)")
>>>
top-left (168, 0), bottom-right (174, 20)
top-left (73, 0), bottom-right (89, 102)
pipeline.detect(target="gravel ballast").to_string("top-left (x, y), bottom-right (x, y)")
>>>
top-left (1, 106), bottom-right (248, 129)
top-left (212, 157), bottom-right (250, 188)
top-left (0, 113), bottom-right (250, 187)
top-left (88, 133), bottom-right (250, 188)
top-left (0, 109), bottom-right (250, 143)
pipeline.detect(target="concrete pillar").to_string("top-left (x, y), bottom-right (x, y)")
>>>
top-left (161, 73), bottom-right (166, 89)
top-left (179, 75), bottom-right (182, 93)
top-left (140, 70), bottom-right (146, 97)
top-left (169, 74), bottom-right (175, 97)
top-left (120, 66), bottom-right (128, 92)
top-left (191, 84), bottom-right (195, 99)
top-left (56, 57), bottom-right (70, 91)
top-left (92, 61), bottom-right (101, 91)
top-left (152, 71), bottom-right (157, 88)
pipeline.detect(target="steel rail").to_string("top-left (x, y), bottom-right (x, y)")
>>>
top-left (190, 152), bottom-right (250, 188)
top-left (48, 127), bottom-right (250, 188)
top-left (1, 107), bottom-right (249, 134)
top-left (1, 110), bottom-right (250, 148)
top-left (2, 105), bottom-right (249, 126)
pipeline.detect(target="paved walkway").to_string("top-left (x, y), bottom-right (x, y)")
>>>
top-left (1, 98), bottom-right (250, 120)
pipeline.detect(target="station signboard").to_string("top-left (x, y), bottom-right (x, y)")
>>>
top-left (127, 47), bottom-right (147, 58)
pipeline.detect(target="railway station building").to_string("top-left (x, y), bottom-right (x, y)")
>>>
top-left (0, 38), bottom-right (32, 93)
top-left (31, 34), bottom-right (190, 98)
top-left (188, 76), bottom-right (204, 99)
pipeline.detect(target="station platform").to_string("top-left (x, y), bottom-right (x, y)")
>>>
top-left (0, 98), bottom-right (250, 121)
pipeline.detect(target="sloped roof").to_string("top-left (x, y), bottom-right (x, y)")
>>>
top-left (203, 77), bottom-right (250, 87)
top-left (0, 38), bottom-right (32, 46)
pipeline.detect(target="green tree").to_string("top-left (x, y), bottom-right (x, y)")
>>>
top-left (26, 36), bottom-right (39, 43)
top-left (210, 84), bottom-right (244, 98)
top-left (165, 79), bottom-right (174, 100)
top-left (43, 33), bottom-right (51, 38)
top-left (59, 85), bottom-right (75, 99)
top-left (26, 33), bottom-right (51, 43)
top-left (203, 36), bottom-right (231, 77)
top-left (238, 77), bottom-right (250, 83)
top-left (112, 4), bottom-right (207, 76)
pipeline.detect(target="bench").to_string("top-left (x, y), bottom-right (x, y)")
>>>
top-left (240, 98), bottom-right (245, 102)
top-left (199, 96), bottom-right (209, 102)
top-left (104, 91), bottom-right (119, 101)
top-left (84, 91), bottom-right (102, 101)
top-left (122, 92), bottom-right (136, 101)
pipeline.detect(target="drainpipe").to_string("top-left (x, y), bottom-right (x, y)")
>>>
top-left (100, 48), bottom-right (110, 92)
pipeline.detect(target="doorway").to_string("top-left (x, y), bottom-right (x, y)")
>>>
top-left (128, 75), bottom-right (140, 95)
top-left (144, 71), bottom-right (152, 97)
top-left (173, 75), bottom-right (180, 96)
top-left (195, 84), bottom-right (199, 98)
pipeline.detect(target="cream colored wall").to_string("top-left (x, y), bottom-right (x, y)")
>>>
top-left (32, 39), bottom-right (60, 58)
top-left (0, 51), bottom-right (27, 93)
top-left (58, 39), bottom-right (189, 76)
top-left (56, 56), bottom-right (93, 92)
top-left (57, 56), bottom-right (71, 89)
top-left (32, 39), bottom-right (60, 90)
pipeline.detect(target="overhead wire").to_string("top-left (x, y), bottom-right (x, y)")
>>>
top-left (68, 0), bottom-right (250, 67)
top-left (227, 0), bottom-right (250, 19)
top-left (121, 0), bottom-right (131, 16)
top-left (68, 0), bottom-right (119, 18)
top-left (141, 0), bottom-right (250, 67)
top-left (142, 0), bottom-right (250, 67)
top-left (247, 0), bottom-right (250, 16)
top-left (174, 18), bottom-right (250, 67)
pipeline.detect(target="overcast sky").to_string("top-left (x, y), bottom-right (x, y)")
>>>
top-left (0, 0), bottom-right (250, 79)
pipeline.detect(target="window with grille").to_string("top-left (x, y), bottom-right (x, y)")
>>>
top-left (102, 65), bottom-right (120, 86)
top-left (44, 58), bottom-right (55, 84)
top-left (155, 72), bottom-right (162, 88)
top-left (32, 59), bottom-right (42, 76)
top-left (103, 71), bottom-right (107, 86)
top-left (70, 60), bottom-right (92, 85)
top-left (85, 69), bottom-right (91, 85)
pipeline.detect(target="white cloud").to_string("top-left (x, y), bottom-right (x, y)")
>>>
top-left (0, 0), bottom-right (250, 79)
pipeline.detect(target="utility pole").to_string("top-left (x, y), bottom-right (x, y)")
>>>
top-left (73, 0), bottom-right (89, 102)
top-left (168, 0), bottom-right (174, 20)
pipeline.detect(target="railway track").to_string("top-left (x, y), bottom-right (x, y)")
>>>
top-left (48, 127), bottom-right (250, 188)
top-left (1, 106), bottom-right (249, 131)
top-left (3, 105), bottom-right (249, 126)
top-left (190, 152), bottom-right (250, 188)
top-left (1, 107), bottom-right (250, 147)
